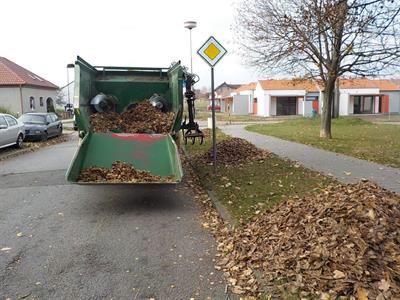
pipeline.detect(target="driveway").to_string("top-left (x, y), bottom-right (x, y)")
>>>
top-left (0, 138), bottom-right (226, 299)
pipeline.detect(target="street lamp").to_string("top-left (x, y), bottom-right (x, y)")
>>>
top-left (66, 63), bottom-right (74, 116)
top-left (184, 21), bottom-right (197, 73)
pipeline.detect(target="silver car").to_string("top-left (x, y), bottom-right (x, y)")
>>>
top-left (0, 113), bottom-right (25, 149)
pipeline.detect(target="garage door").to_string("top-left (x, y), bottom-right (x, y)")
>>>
top-left (277, 97), bottom-right (297, 115)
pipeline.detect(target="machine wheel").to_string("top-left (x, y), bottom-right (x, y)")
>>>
top-left (15, 134), bottom-right (24, 149)
top-left (41, 132), bottom-right (48, 141)
top-left (58, 127), bottom-right (63, 136)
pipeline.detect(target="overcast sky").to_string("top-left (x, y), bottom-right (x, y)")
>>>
top-left (1, 0), bottom-right (259, 89)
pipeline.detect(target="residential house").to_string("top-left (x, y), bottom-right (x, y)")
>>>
top-left (338, 79), bottom-right (399, 115)
top-left (212, 82), bottom-right (242, 112)
top-left (0, 57), bottom-right (59, 115)
top-left (253, 78), bottom-right (400, 117)
top-left (229, 82), bottom-right (257, 115)
top-left (254, 80), bottom-right (321, 117)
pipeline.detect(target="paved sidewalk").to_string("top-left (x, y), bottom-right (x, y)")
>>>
top-left (221, 125), bottom-right (400, 194)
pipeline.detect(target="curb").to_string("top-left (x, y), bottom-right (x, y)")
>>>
top-left (206, 190), bottom-right (238, 227)
top-left (181, 145), bottom-right (238, 226)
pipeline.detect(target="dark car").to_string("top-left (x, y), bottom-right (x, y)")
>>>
top-left (19, 113), bottom-right (63, 141)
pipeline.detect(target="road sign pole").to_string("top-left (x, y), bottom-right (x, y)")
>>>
top-left (211, 67), bottom-right (216, 172)
top-left (197, 35), bottom-right (227, 174)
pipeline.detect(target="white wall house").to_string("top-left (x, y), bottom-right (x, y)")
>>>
top-left (0, 57), bottom-right (59, 115)
top-left (229, 82), bottom-right (257, 115)
top-left (255, 80), bottom-right (320, 117)
top-left (254, 78), bottom-right (400, 117)
top-left (337, 80), bottom-right (399, 116)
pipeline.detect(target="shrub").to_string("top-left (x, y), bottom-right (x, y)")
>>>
top-left (0, 106), bottom-right (17, 117)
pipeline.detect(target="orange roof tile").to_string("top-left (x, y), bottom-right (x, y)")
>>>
top-left (235, 82), bottom-right (257, 92)
top-left (258, 79), bottom-right (320, 92)
top-left (0, 57), bottom-right (58, 89)
top-left (339, 79), bottom-right (399, 91)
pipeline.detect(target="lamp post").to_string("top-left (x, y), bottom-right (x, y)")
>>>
top-left (66, 63), bottom-right (74, 117)
top-left (184, 21), bottom-right (197, 73)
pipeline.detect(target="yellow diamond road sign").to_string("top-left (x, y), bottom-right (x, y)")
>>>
top-left (198, 36), bottom-right (227, 67)
top-left (204, 43), bottom-right (221, 60)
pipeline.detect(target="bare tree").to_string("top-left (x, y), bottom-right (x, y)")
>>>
top-left (55, 89), bottom-right (66, 107)
top-left (235, 0), bottom-right (400, 138)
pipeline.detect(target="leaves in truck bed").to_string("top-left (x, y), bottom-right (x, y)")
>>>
top-left (90, 101), bottom-right (175, 134)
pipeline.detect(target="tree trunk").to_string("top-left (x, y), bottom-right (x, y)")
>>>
top-left (333, 78), bottom-right (340, 118)
top-left (320, 79), bottom-right (335, 138)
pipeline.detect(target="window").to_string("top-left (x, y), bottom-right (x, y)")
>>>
top-left (29, 97), bottom-right (35, 110)
top-left (277, 97), bottom-right (297, 116)
top-left (354, 95), bottom-right (374, 114)
top-left (40, 97), bottom-right (44, 107)
top-left (19, 114), bottom-right (46, 124)
top-left (5, 116), bottom-right (17, 126)
top-left (0, 116), bottom-right (7, 127)
top-left (46, 115), bottom-right (52, 124)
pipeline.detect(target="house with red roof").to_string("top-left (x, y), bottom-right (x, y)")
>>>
top-left (338, 79), bottom-right (399, 115)
top-left (228, 82), bottom-right (257, 115)
top-left (0, 57), bottom-right (59, 115)
top-left (252, 78), bottom-right (400, 117)
top-left (212, 82), bottom-right (243, 112)
top-left (254, 79), bottom-right (322, 117)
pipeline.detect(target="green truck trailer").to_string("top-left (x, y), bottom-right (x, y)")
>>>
top-left (66, 57), bottom-right (202, 184)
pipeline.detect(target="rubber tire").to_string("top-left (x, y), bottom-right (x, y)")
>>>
top-left (15, 134), bottom-right (24, 149)
top-left (58, 127), bottom-right (63, 136)
top-left (41, 132), bottom-right (48, 141)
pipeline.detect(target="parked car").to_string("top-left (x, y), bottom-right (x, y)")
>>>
top-left (0, 113), bottom-right (25, 149)
top-left (19, 113), bottom-right (63, 141)
top-left (207, 104), bottom-right (221, 111)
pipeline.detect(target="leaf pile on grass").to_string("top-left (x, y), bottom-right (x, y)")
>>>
top-left (77, 161), bottom-right (173, 183)
top-left (90, 101), bottom-right (175, 134)
top-left (220, 181), bottom-right (400, 299)
top-left (196, 137), bottom-right (266, 165)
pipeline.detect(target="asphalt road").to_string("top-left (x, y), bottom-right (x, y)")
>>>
top-left (0, 138), bottom-right (227, 300)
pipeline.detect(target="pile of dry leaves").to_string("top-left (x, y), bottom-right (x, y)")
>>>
top-left (77, 161), bottom-right (173, 183)
top-left (197, 137), bottom-right (266, 165)
top-left (90, 101), bottom-right (175, 134)
top-left (219, 181), bottom-right (400, 299)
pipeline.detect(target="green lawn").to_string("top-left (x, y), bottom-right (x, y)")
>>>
top-left (247, 117), bottom-right (400, 168)
top-left (185, 98), bottom-right (269, 123)
top-left (195, 111), bottom-right (269, 123)
top-left (185, 130), bottom-right (333, 222)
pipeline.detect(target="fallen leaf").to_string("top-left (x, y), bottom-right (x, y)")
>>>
top-left (356, 287), bottom-right (368, 300)
top-left (231, 286), bottom-right (245, 294)
top-left (378, 279), bottom-right (390, 292)
top-left (333, 270), bottom-right (346, 279)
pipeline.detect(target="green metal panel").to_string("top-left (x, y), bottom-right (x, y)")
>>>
top-left (66, 132), bottom-right (183, 184)
top-left (68, 57), bottom-right (184, 184)
top-left (73, 57), bottom-right (183, 134)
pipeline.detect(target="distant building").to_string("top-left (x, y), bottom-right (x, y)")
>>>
top-left (254, 79), bottom-right (321, 117)
top-left (229, 82), bottom-right (257, 115)
top-left (225, 78), bottom-right (400, 117)
top-left (211, 82), bottom-right (242, 112)
top-left (0, 57), bottom-right (59, 115)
